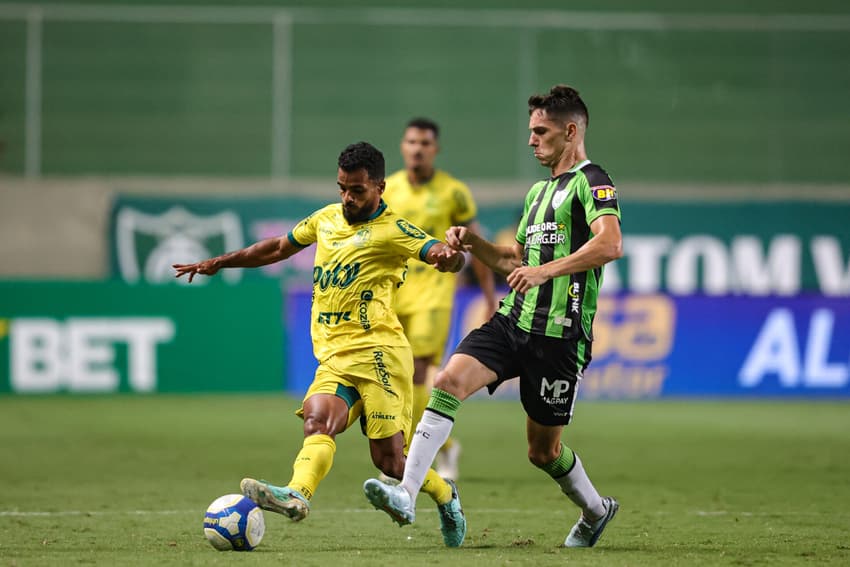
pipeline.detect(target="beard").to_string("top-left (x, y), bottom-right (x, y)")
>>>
top-left (342, 204), bottom-right (370, 224)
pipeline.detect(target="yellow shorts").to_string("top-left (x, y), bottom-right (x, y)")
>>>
top-left (297, 345), bottom-right (414, 443)
top-left (396, 309), bottom-right (452, 365)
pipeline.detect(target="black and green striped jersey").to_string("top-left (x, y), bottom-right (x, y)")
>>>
top-left (497, 160), bottom-right (620, 340)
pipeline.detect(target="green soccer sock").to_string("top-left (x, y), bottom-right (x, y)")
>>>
top-left (539, 443), bottom-right (576, 478)
top-left (426, 388), bottom-right (461, 420)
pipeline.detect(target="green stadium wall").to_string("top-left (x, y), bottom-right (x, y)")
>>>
top-left (1, 2), bottom-right (849, 185)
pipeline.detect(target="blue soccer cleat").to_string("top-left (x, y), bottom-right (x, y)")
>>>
top-left (363, 478), bottom-right (415, 526)
top-left (564, 496), bottom-right (619, 548)
top-left (240, 477), bottom-right (310, 522)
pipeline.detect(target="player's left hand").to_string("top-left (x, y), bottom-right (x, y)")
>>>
top-left (506, 265), bottom-right (549, 293)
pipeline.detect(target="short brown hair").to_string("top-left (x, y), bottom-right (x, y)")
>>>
top-left (528, 85), bottom-right (589, 127)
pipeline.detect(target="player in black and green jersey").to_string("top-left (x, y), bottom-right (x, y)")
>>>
top-left (365, 85), bottom-right (623, 549)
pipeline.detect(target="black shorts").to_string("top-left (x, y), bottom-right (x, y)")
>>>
top-left (454, 313), bottom-right (591, 426)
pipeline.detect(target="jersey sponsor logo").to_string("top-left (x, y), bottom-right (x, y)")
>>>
top-left (525, 221), bottom-right (566, 245)
top-left (569, 281), bottom-right (581, 313)
top-left (540, 377), bottom-right (572, 405)
top-left (358, 290), bottom-right (373, 330)
top-left (316, 311), bottom-right (351, 325)
top-left (372, 350), bottom-right (397, 396)
top-left (313, 262), bottom-right (361, 290)
top-left (395, 219), bottom-right (427, 239)
top-left (592, 185), bottom-right (617, 202)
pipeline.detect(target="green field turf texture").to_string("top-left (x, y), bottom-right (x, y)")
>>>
top-left (1, 396), bottom-right (848, 566)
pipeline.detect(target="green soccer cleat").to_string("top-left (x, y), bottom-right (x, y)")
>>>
top-left (564, 496), bottom-right (619, 548)
top-left (363, 478), bottom-right (415, 526)
top-left (240, 478), bottom-right (310, 522)
top-left (436, 479), bottom-right (466, 547)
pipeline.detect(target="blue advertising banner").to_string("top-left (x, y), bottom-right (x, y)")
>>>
top-left (285, 288), bottom-right (850, 399)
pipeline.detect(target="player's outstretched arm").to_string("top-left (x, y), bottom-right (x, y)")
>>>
top-left (446, 226), bottom-right (522, 276)
top-left (173, 235), bottom-right (300, 283)
top-left (465, 220), bottom-right (498, 315)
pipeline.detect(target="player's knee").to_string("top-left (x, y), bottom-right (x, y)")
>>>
top-left (528, 446), bottom-right (560, 468)
top-left (302, 415), bottom-right (334, 437)
top-left (433, 369), bottom-right (462, 397)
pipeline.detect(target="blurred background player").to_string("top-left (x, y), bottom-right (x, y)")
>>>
top-left (383, 118), bottom-right (497, 480)
top-left (174, 141), bottom-right (467, 546)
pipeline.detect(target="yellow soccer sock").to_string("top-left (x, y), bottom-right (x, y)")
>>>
top-left (287, 434), bottom-right (336, 501)
top-left (441, 436), bottom-right (455, 451)
top-left (412, 383), bottom-right (430, 425)
top-left (420, 467), bottom-right (453, 506)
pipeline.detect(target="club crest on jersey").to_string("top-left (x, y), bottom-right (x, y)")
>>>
top-left (552, 189), bottom-right (569, 209)
top-left (395, 219), bottom-right (427, 239)
top-left (352, 227), bottom-right (372, 248)
top-left (592, 185), bottom-right (617, 202)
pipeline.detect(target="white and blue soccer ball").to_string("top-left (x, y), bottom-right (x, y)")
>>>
top-left (203, 494), bottom-right (265, 551)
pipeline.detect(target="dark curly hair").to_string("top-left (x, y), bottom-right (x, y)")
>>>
top-left (338, 141), bottom-right (385, 181)
top-left (528, 84), bottom-right (589, 128)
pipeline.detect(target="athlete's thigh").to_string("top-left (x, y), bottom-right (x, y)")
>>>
top-left (453, 313), bottom-right (523, 397)
top-left (345, 346), bottom-right (414, 444)
top-left (297, 358), bottom-right (364, 431)
top-left (518, 335), bottom-right (587, 426)
top-left (437, 353), bottom-right (500, 400)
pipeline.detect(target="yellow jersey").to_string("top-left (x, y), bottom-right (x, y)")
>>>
top-left (288, 201), bottom-right (439, 363)
top-left (383, 169), bottom-right (477, 313)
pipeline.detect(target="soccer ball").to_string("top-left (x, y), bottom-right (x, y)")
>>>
top-left (203, 494), bottom-right (265, 551)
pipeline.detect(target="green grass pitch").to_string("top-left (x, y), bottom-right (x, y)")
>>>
top-left (1, 396), bottom-right (848, 566)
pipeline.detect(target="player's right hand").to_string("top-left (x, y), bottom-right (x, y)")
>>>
top-left (172, 259), bottom-right (220, 283)
top-left (445, 226), bottom-right (472, 251)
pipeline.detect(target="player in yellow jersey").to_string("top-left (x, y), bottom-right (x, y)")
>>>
top-left (383, 118), bottom-right (496, 480)
top-left (173, 142), bottom-right (468, 547)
